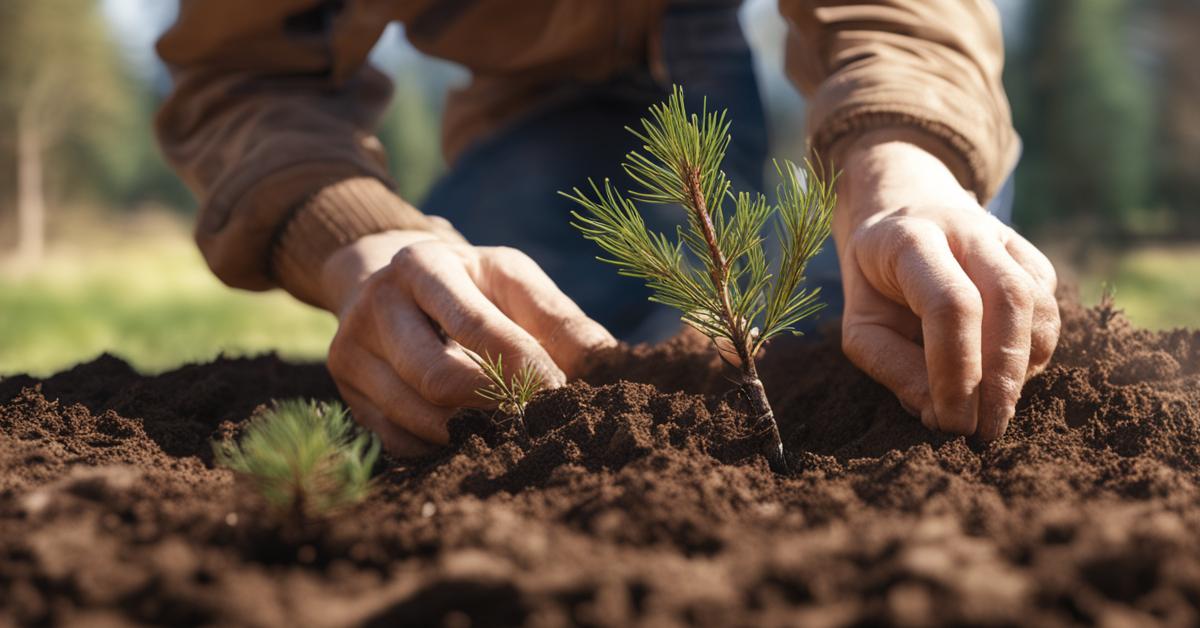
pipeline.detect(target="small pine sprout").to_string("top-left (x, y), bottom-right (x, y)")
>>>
top-left (1098, 282), bottom-right (1118, 329)
top-left (465, 349), bottom-right (544, 430)
top-left (562, 86), bottom-right (837, 473)
top-left (213, 399), bottom-right (380, 517)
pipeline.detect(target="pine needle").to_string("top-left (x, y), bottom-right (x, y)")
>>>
top-left (560, 85), bottom-right (838, 473)
top-left (562, 85), bottom-right (837, 362)
top-left (213, 399), bottom-right (379, 517)
top-left (465, 349), bottom-right (544, 421)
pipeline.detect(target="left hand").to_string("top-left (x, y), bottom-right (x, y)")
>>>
top-left (833, 130), bottom-right (1060, 440)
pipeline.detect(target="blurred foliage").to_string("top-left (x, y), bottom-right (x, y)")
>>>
top-left (1004, 0), bottom-right (1200, 240)
top-left (1005, 0), bottom-right (1154, 237)
top-left (1150, 0), bottom-right (1200, 233)
top-left (2, 0), bottom-right (1194, 239)
top-left (0, 0), bottom-right (188, 223)
top-left (1075, 246), bottom-right (1200, 331)
top-left (377, 70), bottom-right (447, 203)
top-left (2, 0), bottom-right (1200, 379)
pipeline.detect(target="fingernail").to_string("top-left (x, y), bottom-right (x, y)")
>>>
top-left (978, 406), bottom-right (1013, 441)
top-left (992, 409), bottom-right (1014, 439)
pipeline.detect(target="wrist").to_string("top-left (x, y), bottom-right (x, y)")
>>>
top-left (833, 129), bottom-right (976, 243)
top-left (318, 229), bottom-right (440, 315)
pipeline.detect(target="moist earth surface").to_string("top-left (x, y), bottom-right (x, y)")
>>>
top-left (1, 300), bottom-right (1199, 627)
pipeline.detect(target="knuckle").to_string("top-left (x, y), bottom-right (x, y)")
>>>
top-left (879, 216), bottom-right (926, 247)
top-left (326, 333), bottom-right (353, 376)
top-left (879, 217), bottom-right (943, 266)
top-left (1044, 262), bottom-right (1060, 293)
top-left (390, 244), bottom-right (421, 269)
top-left (486, 246), bottom-right (538, 278)
top-left (986, 374), bottom-right (1024, 405)
top-left (840, 326), bottom-right (866, 362)
top-left (445, 307), bottom-right (493, 344)
top-left (1030, 320), bottom-right (1061, 367)
top-left (427, 215), bottom-right (454, 232)
top-left (390, 240), bottom-right (439, 270)
top-left (927, 289), bottom-right (983, 322)
top-left (418, 361), bottom-right (467, 406)
top-left (991, 272), bottom-right (1035, 311)
top-left (490, 245), bottom-right (529, 263)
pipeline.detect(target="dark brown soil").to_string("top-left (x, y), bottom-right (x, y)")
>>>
top-left (2, 299), bottom-right (1199, 627)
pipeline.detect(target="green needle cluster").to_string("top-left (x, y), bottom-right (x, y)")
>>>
top-left (214, 399), bottom-right (379, 517)
top-left (467, 350), bottom-right (544, 433)
top-left (562, 86), bottom-right (837, 473)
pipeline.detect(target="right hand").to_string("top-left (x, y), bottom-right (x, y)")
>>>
top-left (319, 228), bottom-right (616, 457)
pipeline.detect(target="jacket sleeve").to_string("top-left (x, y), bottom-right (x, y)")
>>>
top-left (156, 0), bottom-right (445, 306)
top-left (779, 0), bottom-right (1020, 204)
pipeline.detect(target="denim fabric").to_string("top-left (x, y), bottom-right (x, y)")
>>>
top-left (420, 1), bottom-right (1015, 342)
top-left (421, 2), bottom-right (765, 342)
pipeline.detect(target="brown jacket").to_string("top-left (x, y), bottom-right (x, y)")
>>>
top-left (156, 0), bottom-right (1018, 307)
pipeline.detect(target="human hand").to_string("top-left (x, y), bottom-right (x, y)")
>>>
top-left (834, 130), bottom-right (1060, 440)
top-left (319, 228), bottom-right (616, 456)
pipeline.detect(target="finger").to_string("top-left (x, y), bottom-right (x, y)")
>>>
top-left (959, 234), bottom-right (1036, 441)
top-left (361, 288), bottom-right (493, 409)
top-left (394, 244), bottom-right (567, 387)
top-left (998, 224), bottom-right (1057, 293)
top-left (861, 218), bottom-right (983, 434)
top-left (328, 342), bottom-right (457, 444)
top-left (339, 387), bottom-right (441, 458)
top-left (842, 320), bottom-right (937, 429)
top-left (476, 247), bottom-right (617, 377)
top-left (1002, 233), bottom-right (1061, 375)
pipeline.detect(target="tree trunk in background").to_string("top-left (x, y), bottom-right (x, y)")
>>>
top-left (15, 106), bottom-right (45, 265)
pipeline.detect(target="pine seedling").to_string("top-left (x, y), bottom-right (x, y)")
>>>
top-left (562, 86), bottom-right (836, 473)
top-left (466, 350), bottom-right (544, 436)
top-left (214, 399), bottom-right (380, 518)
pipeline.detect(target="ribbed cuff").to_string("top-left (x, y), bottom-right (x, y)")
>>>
top-left (271, 177), bottom-right (433, 307)
top-left (812, 105), bottom-right (1018, 205)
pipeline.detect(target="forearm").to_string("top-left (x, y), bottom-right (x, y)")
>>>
top-left (317, 229), bottom-right (440, 316)
top-left (271, 178), bottom-right (451, 310)
top-left (781, 0), bottom-right (1019, 203)
top-left (834, 129), bottom-right (979, 242)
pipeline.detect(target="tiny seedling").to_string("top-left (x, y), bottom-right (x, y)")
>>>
top-left (1098, 282), bottom-right (1118, 329)
top-left (466, 349), bottom-right (544, 437)
top-left (563, 86), bottom-right (836, 473)
top-left (214, 399), bottom-right (380, 518)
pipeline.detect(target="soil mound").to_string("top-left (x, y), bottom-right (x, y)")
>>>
top-left (2, 300), bottom-right (1199, 627)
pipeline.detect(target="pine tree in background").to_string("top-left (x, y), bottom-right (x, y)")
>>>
top-left (1005, 0), bottom-right (1154, 238)
top-left (0, 0), bottom-right (141, 264)
top-left (1152, 0), bottom-right (1200, 235)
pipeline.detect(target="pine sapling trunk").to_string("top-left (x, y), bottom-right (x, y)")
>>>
top-left (683, 167), bottom-right (788, 474)
top-left (566, 87), bottom-right (835, 476)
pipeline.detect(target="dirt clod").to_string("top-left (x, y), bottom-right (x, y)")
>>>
top-left (2, 300), bottom-right (1199, 626)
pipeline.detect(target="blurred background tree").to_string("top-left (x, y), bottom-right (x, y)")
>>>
top-left (2, 0), bottom-right (1199, 376)
top-left (1, 0), bottom-right (144, 264)
top-left (1150, 0), bottom-right (1200, 236)
top-left (1004, 0), bottom-right (1154, 238)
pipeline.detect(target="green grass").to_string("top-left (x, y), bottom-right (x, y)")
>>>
top-left (1073, 245), bottom-right (1200, 331)
top-left (1, 223), bottom-right (1195, 379)
top-left (0, 233), bottom-right (336, 376)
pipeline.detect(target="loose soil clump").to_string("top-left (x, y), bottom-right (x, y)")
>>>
top-left (2, 299), bottom-right (1199, 627)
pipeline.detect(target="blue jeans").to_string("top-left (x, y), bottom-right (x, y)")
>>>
top-left (422, 2), bottom-right (1014, 342)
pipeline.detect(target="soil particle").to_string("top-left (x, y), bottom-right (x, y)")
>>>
top-left (2, 299), bottom-right (1200, 626)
